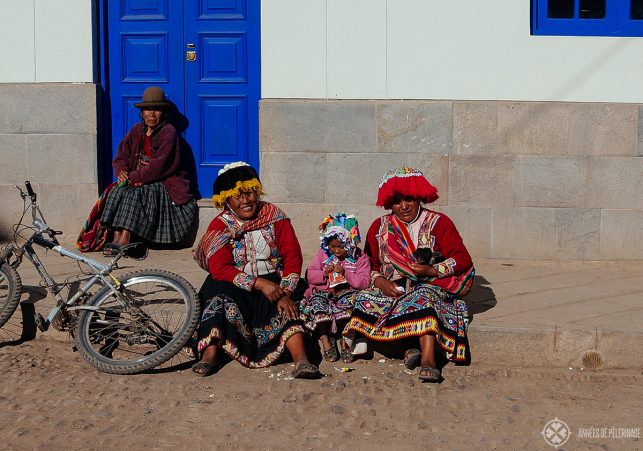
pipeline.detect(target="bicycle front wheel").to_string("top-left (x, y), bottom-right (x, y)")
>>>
top-left (0, 263), bottom-right (22, 328)
top-left (74, 269), bottom-right (199, 374)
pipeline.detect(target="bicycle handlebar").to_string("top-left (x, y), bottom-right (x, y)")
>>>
top-left (14, 181), bottom-right (58, 241)
top-left (25, 181), bottom-right (36, 201)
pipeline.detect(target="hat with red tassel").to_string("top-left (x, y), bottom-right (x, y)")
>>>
top-left (376, 167), bottom-right (439, 209)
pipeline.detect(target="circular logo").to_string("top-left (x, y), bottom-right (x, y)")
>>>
top-left (542, 418), bottom-right (571, 447)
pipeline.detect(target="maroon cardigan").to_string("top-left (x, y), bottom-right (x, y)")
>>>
top-left (112, 122), bottom-right (193, 205)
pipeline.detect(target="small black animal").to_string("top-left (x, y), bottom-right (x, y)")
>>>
top-left (414, 246), bottom-right (445, 265)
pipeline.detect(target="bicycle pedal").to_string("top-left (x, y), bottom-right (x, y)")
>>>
top-left (50, 310), bottom-right (70, 331)
top-left (34, 313), bottom-right (50, 332)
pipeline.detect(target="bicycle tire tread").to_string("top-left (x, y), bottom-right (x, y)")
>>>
top-left (74, 269), bottom-right (199, 375)
top-left (0, 264), bottom-right (22, 328)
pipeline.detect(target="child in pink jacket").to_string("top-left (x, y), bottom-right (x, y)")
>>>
top-left (300, 213), bottom-right (370, 362)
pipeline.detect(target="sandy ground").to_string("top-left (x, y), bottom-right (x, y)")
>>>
top-left (1, 307), bottom-right (642, 451)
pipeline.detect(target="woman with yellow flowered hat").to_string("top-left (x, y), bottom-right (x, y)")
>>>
top-left (192, 162), bottom-right (320, 379)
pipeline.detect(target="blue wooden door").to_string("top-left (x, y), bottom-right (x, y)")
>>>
top-left (107, 0), bottom-right (260, 198)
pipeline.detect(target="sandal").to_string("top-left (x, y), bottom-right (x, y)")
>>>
top-left (322, 337), bottom-right (339, 362)
top-left (340, 349), bottom-right (354, 364)
top-left (192, 361), bottom-right (218, 377)
top-left (292, 360), bottom-right (321, 379)
top-left (323, 347), bottom-right (339, 362)
top-left (404, 348), bottom-right (421, 370)
top-left (418, 366), bottom-right (442, 383)
top-left (102, 247), bottom-right (119, 257)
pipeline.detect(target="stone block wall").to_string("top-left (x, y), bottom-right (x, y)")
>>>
top-left (0, 83), bottom-right (99, 242)
top-left (259, 100), bottom-right (643, 261)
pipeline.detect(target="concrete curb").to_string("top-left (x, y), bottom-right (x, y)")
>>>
top-left (18, 322), bottom-right (643, 371)
top-left (468, 324), bottom-right (643, 370)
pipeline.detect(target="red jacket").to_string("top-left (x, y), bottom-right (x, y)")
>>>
top-left (113, 122), bottom-right (193, 205)
top-left (365, 209), bottom-right (473, 293)
top-left (206, 212), bottom-right (303, 293)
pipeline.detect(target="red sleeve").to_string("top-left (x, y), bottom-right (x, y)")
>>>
top-left (364, 217), bottom-right (383, 275)
top-left (274, 219), bottom-right (303, 292)
top-left (206, 217), bottom-right (256, 291)
top-left (306, 249), bottom-right (327, 286)
top-left (432, 214), bottom-right (473, 277)
top-left (128, 124), bottom-right (181, 185)
top-left (343, 252), bottom-right (371, 290)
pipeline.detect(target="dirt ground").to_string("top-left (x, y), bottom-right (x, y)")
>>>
top-left (1, 306), bottom-right (642, 451)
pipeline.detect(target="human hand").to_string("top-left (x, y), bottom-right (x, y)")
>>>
top-left (277, 296), bottom-right (299, 320)
top-left (254, 277), bottom-right (285, 302)
top-left (410, 263), bottom-right (439, 278)
top-left (373, 277), bottom-right (402, 298)
top-left (117, 171), bottom-right (128, 182)
top-left (324, 264), bottom-right (335, 275)
top-left (333, 263), bottom-right (345, 275)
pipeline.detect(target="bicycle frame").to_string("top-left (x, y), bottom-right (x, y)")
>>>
top-left (3, 182), bottom-right (129, 331)
top-left (22, 239), bottom-right (125, 327)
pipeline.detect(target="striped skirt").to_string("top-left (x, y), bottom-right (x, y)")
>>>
top-left (100, 182), bottom-right (197, 244)
top-left (344, 282), bottom-right (471, 364)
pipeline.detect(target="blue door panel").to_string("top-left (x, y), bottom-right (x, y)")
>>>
top-left (199, 0), bottom-right (246, 19)
top-left (200, 33), bottom-right (248, 83)
top-left (201, 96), bottom-right (248, 162)
top-left (121, 0), bottom-right (169, 21)
top-left (121, 33), bottom-right (170, 82)
top-left (107, 0), bottom-right (259, 198)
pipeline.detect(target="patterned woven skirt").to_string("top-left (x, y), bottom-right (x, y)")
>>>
top-left (197, 273), bottom-right (307, 368)
top-left (100, 182), bottom-right (196, 244)
top-left (344, 282), bottom-right (471, 364)
top-left (299, 288), bottom-right (357, 335)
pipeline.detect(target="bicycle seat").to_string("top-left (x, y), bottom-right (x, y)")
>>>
top-left (103, 242), bottom-right (148, 260)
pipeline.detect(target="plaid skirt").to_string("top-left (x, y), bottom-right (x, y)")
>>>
top-left (100, 182), bottom-right (197, 244)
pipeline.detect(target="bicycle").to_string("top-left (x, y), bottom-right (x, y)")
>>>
top-left (0, 181), bottom-right (200, 374)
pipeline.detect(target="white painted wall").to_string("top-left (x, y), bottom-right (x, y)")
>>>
top-left (2, 0), bottom-right (640, 102)
top-left (0, 0), bottom-right (92, 83)
top-left (262, 0), bottom-right (643, 103)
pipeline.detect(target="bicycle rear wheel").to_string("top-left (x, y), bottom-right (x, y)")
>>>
top-left (0, 263), bottom-right (22, 328)
top-left (74, 269), bottom-right (199, 374)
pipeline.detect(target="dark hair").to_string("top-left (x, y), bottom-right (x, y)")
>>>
top-left (212, 165), bottom-right (260, 196)
top-left (383, 194), bottom-right (420, 210)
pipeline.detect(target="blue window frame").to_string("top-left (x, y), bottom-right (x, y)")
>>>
top-left (532, 0), bottom-right (643, 36)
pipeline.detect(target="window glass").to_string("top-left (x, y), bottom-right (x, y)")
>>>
top-left (548, 0), bottom-right (574, 18)
top-left (580, 0), bottom-right (606, 18)
top-left (632, 0), bottom-right (643, 19)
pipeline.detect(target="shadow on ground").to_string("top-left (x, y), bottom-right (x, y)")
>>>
top-left (465, 275), bottom-right (497, 319)
top-left (0, 302), bottom-right (37, 348)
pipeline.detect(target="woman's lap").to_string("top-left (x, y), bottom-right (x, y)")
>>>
top-left (101, 182), bottom-right (196, 244)
top-left (345, 284), bottom-right (471, 364)
top-left (197, 275), bottom-right (307, 368)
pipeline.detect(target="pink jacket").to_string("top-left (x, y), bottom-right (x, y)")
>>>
top-left (304, 248), bottom-right (371, 298)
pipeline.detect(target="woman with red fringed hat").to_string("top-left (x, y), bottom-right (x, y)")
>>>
top-left (343, 167), bottom-right (475, 383)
